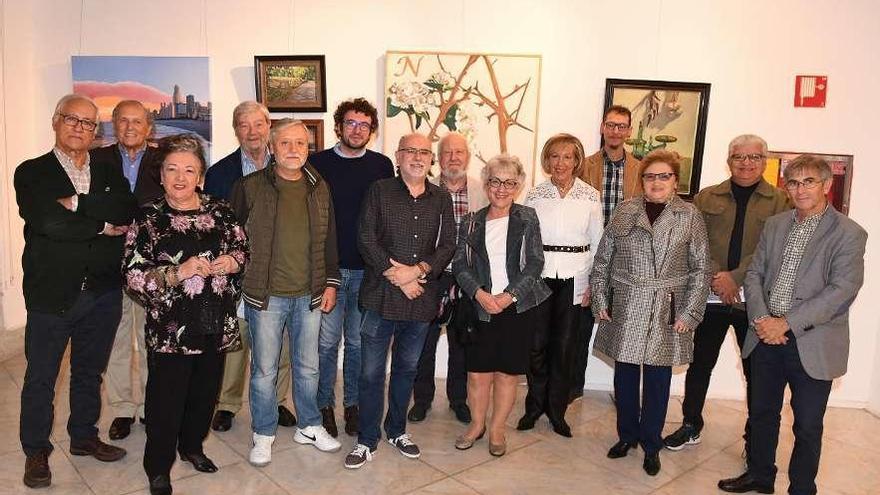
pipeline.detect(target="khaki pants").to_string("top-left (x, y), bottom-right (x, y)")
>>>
top-left (216, 318), bottom-right (291, 414)
top-left (105, 291), bottom-right (148, 418)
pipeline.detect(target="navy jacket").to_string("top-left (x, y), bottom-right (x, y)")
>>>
top-left (90, 144), bottom-right (163, 206)
top-left (204, 148), bottom-right (244, 201)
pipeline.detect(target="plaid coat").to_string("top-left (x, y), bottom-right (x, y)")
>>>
top-left (590, 196), bottom-right (710, 366)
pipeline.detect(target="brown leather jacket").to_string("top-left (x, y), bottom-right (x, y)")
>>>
top-left (693, 178), bottom-right (791, 286)
top-left (579, 149), bottom-right (642, 201)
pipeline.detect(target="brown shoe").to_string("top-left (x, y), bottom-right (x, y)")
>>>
top-left (23, 450), bottom-right (51, 488)
top-left (109, 417), bottom-right (135, 440)
top-left (70, 437), bottom-right (127, 462)
top-left (344, 405), bottom-right (359, 436)
top-left (321, 407), bottom-right (338, 438)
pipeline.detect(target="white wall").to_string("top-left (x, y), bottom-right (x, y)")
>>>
top-left (1, 0), bottom-right (878, 407)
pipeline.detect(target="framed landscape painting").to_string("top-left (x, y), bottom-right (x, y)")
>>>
top-left (603, 78), bottom-right (711, 198)
top-left (255, 55), bottom-right (327, 112)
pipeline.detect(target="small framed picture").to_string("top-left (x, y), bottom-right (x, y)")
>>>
top-left (255, 55), bottom-right (327, 113)
top-left (271, 118), bottom-right (324, 154)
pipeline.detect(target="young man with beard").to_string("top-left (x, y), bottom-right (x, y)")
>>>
top-left (311, 98), bottom-right (394, 437)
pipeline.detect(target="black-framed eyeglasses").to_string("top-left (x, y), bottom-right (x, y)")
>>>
top-left (343, 119), bottom-right (372, 132)
top-left (641, 172), bottom-right (676, 182)
top-left (487, 177), bottom-right (519, 190)
top-left (59, 113), bottom-right (98, 132)
top-left (398, 147), bottom-right (433, 158)
top-left (729, 153), bottom-right (765, 163)
top-left (603, 122), bottom-right (630, 131)
top-left (784, 177), bottom-right (824, 191)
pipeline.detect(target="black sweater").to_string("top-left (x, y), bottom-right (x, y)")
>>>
top-left (14, 151), bottom-right (137, 314)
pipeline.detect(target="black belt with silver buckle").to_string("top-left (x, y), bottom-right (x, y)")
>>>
top-left (543, 245), bottom-right (590, 253)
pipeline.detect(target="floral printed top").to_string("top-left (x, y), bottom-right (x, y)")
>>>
top-left (123, 194), bottom-right (249, 355)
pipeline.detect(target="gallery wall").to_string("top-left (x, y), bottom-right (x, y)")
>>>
top-left (0, 0), bottom-right (878, 410)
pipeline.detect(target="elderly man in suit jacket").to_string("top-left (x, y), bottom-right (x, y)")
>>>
top-left (718, 155), bottom-right (867, 495)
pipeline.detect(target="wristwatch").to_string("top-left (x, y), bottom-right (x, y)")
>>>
top-left (506, 291), bottom-right (518, 303)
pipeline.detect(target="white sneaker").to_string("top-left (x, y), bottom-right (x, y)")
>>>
top-left (294, 425), bottom-right (342, 452)
top-left (249, 432), bottom-right (275, 467)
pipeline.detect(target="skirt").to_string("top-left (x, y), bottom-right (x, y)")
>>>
top-left (465, 305), bottom-right (535, 375)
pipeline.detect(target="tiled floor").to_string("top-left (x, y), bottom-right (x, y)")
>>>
top-left (1, 351), bottom-right (878, 494)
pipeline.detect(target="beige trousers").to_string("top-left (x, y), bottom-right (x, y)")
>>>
top-left (105, 291), bottom-right (148, 418)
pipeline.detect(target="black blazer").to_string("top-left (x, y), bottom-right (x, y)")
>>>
top-left (90, 144), bottom-right (163, 206)
top-left (453, 203), bottom-right (551, 321)
top-left (14, 151), bottom-right (137, 313)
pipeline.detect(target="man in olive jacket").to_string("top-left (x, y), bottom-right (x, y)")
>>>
top-left (664, 135), bottom-right (791, 456)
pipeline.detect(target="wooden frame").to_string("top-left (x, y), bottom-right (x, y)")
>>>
top-left (255, 55), bottom-right (327, 112)
top-left (603, 78), bottom-right (711, 198)
top-left (765, 150), bottom-right (854, 215)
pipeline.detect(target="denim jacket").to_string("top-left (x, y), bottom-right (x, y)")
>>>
top-left (453, 203), bottom-right (551, 322)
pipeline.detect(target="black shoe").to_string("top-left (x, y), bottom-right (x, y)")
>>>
top-left (450, 403), bottom-right (472, 424)
top-left (344, 405), bottom-right (359, 436)
top-left (568, 389), bottom-right (584, 404)
top-left (607, 440), bottom-right (637, 459)
top-left (211, 410), bottom-right (234, 432)
top-left (516, 412), bottom-right (541, 431)
top-left (550, 418), bottom-right (572, 438)
top-left (149, 474), bottom-right (173, 495)
top-left (179, 452), bottom-right (218, 473)
top-left (643, 452), bottom-right (661, 476)
top-left (277, 405), bottom-right (297, 427)
top-left (321, 406), bottom-right (338, 438)
top-left (23, 450), bottom-right (51, 488)
top-left (407, 404), bottom-right (429, 422)
top-left (109, 417), bottom-right (135, 440)
top-left (663, 423), bottom-right (701, 451)
top-left (718, 472), bottom-right (775, 493)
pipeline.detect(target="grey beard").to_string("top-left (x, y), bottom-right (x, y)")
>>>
top-left (442, 168), bottom-right (467, 181)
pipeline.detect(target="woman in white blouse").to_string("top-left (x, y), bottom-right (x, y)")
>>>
top-left (519, 133), bottom-right (604, 437)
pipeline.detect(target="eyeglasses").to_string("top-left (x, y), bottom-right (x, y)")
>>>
top-left (398, 147), bottom-right (433, 158)
top-left (59, 113), bottom-right (98, 132)
top-left (487, 177), bottom-right (519, 190)
top-left (641, 172), bottom-right (676, 182)
top-left (603, 122), bottom-right (630, 132)
top-left (784, 177), bottom-right (824, 191)
top-left (729, 153), bottom-right (765, 163)
top-left (343, 119), bottom-right (372, 132)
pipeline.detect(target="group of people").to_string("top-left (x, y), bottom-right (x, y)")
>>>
top-left (14, 92), bottom-right (866, 495)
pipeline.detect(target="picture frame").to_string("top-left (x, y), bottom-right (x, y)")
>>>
top-left (255, 55), bottom-right (327, 112)
top-left (270, 118), bottom-right (324, 154)
top-left (765, 150), bottom-right (854, 215)
top-left (603, 78), bottom-right (711, 198)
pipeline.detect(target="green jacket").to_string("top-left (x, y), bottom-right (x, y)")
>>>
top-left (230, 162), bottom-right (340, 310)
top-left (693, 178), bottom-right (791, 286)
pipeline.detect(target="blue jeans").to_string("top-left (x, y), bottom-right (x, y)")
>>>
top-left (317, 269), bottom-right (363, 409)
top-left (357, 310), bottom-right (430, 449)
top-left (246, 295), bottom-right (321, 435)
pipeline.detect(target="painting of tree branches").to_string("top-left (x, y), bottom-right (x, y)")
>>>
top-left (384, 51), bottom-right (542, 186)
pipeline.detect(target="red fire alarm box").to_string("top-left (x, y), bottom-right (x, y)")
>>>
top-left (794, 75), bottom-right (827, 108)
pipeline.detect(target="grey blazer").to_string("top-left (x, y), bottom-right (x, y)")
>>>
top-left (453, 203), bottom-right (551, 322)
top-left (742, 206), bottom-right (867, 380)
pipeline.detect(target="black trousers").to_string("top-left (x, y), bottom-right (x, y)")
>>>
top-left (569, 306), bottom-right (595, 398)
top-left (614, 361), bottom-right (672, 455)
top-left (682, 305), bottom-right (751, 435)
top-left (523, 278), bottom-right (579, 423)
top-left (412, 273), bottom-right (466, 408)
top-left (143, 349), bottom-right (222, 478)
top-left (20, 289), bottom-right (121, 456)
top-left (748, 336), bottom-right (832, 495)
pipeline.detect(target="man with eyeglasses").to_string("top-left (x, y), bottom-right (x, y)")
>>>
top-left (205, 101), bottom-right (296, 434)
top-left (311, 98), bottom-right (394, 438)
top-left (15, 94), bottom-right (136, 488)
top-left (664, 135), bottom-right (790, 462)
top-left (90, 100), bottom-right (163, 441)
top-left (345, 133), bottom-right (456, 469)
top-left (580, 105), bottom-right (642, 225)
top-left (719, 154), bottom-right (866, 495)
top-left (408, 132), bottom-right (488, 425)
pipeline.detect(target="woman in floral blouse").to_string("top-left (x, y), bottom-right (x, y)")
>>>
top-left (123, 134), bottom-right (249, 495)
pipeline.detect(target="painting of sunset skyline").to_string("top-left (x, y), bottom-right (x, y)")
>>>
top-left (72, 56), bottom-right (211, 157)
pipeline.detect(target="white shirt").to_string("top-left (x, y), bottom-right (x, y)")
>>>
top-left (485, 216), bottom-right (510, 295)
top-left (524, 178), bottom-right (603, 304)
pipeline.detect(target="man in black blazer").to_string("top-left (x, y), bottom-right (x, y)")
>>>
top-left (90, 100), bottom-right (162, 441)
top-left (14, 94), bottom-right (136, 488)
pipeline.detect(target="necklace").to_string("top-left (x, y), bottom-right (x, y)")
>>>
top-left (552, 177), bottom-right (575, 197)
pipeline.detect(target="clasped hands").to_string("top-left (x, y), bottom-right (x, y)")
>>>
top-left (474, 289), bottom-right (514, 315)
top-left (178, 254), bottom-right (240, 280)
top-left (754, 316), bottom-right (789, 345)
top-left (383, 259), bottom-right (425, 300)
top-left (711, 271), bottom-right (741, 305)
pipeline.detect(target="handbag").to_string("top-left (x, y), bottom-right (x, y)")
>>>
top-left (448, 216), bottom-right (480, 346)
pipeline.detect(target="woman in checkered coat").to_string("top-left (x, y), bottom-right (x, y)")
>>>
top-left (589, 149), bottom-right (710, 476)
